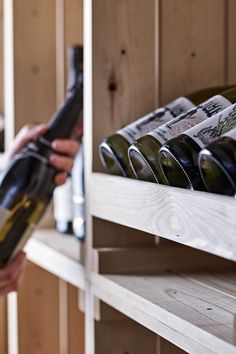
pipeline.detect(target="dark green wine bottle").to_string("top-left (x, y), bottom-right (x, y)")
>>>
top-left (128, 87), bottom-right (236, 183)
top-left (198, 127), bottom-right (236, 196)
top-left (0, 50), bottom-right (83, 266)
top-left (99, 86), bottom-right (231, 178)
top-left (159, 104), bottom-right (236, 190)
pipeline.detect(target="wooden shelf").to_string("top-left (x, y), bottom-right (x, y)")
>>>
top-left (91, 173), bottom-right (236, 262)
top-left (24, 228), bottom-right (85, 290)
top-left (92, 270), bottom-right (236, 354)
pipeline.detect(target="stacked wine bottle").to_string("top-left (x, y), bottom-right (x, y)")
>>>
top-left (99, 86), bottom-right (236, 197)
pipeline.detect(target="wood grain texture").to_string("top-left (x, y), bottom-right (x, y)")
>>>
top-left (92, 245), bottom-right (235, 275)
top-left (32, 228), bottom-right (82, 262)
top-left (91, 173), bottom-right (236, 262)
top-left (183, 269), bottom-right (236, 299)
top-left (95, 316), bottom-right (157, 354)
top-left (68, 286), bottom-right (85, 354)
top-left (93, 0), bottom-right (156, 172)
top-left (159, 0), bottom-right (226, 104)
top-left (18, 262), bottom-right (60, 354)
top-left (0, 296), bottom-right (7, 354)
top-left (64, 0), bottom-right (83, 47)
top-left (25, 230), bottom-right (86, 289)
top-left (227, 0), bottom-right (236, 84)
top-left (13, 0), bottom-right (57, 132)
top-left (92, 272), bottom-right (236, 354)
top-left (157, 337), bottom-right (187, 354)
top-left (93, 217), bottom-right (155, 248)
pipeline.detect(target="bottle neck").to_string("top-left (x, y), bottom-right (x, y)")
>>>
top-left (41, 80), bottom-right (83, 143)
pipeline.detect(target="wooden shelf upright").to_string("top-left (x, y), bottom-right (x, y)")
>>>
top-left (84, 0), bottom-right (236, 354)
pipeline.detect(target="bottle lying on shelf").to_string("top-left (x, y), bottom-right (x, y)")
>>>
top-left (158, 104), bottom-right (236, 190)
top-left (0, 49), bottom-right (83, 266)
top-left (99, 86), bottom-right (231, 178)
top-left (198, 127), bottom-right (236, 196)
top-left (128, 87), bottom-right (236, 183)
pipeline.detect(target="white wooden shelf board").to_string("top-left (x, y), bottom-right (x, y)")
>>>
top-left (91, 271), bottom-right (236, 354)
top-left (24, 228), bottom-right (85, 290)
top-left (91, 173), bottom-right (236, 261)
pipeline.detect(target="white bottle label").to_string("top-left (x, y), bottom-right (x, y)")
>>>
top-left (53, 178), bottom-right (73, 221)
top-left (184, 104), bottom-right (236, 148)
top-left (149, 95), bottom-right (231, 145)
top-left (117, 97), bottom-right (195, 144)
top-left (222, 127), bottom-right (236, 140)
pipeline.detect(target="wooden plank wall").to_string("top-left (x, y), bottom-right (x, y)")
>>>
top-left (13, 0), bottom-right (57, 133)
top-left (18, 262), bottom-right (60, 354)
top-left (159, 0), bottom-right (226, 103)
top-left (92, 0), bottom-right (156, 173)
top-left (92, 0), bottom-right (236, 172)
top-left (12, 0), bottom-right (84, 353)
top-left (0, 297), bottom-right (7, 354)
top-left (0, 0), bottom-right (7, 353)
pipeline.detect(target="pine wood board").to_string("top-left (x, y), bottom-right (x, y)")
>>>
top-left (91, 272), bottom-right (236, 354)
top-left (68, 285), bottom-right (85, 354)
top-left (92, 0), bottom-right (156, 172)
top-left (0, 296), bottom-right (7, 354)
top-left (12, 0), bottom-right (57, 133)
top-left (92, 245), bottom-right (235, 275)
top-left (18, 262), bottom-right (60, 354)
top-left (91, 173), bottom-right (236, 262)
top-left (25, 229), bottom-right (85, 290)
top-left (159, 0), bottom-right (226, 104)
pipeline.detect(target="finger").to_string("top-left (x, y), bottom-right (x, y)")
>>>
top-left (0, 252), bottom-right (26, 288)
top-left (0, 281), bottom-right (19, 296)
top-left (49, 154), bottom-right (73, 173)
top-left (6, 124), bottom-right (48, 162)
top-left (54, 173), bottom-right (67, 186)
top-left (71, 121), bottom-right (83, 139)
top-left (51, 139), bottom-right (80, 157)
top-left (16, 124), bottom-right (47, 146)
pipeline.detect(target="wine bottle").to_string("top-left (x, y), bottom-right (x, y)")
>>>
top-left (54, 178), bottom-right (74, 234)
top-left (198, 127), bottom-right (236, 196)
top-left (0, 49), bottom-right (83, 266)
top-left (99, 86), bottom-right (234, 178)
top-left (54, 45), bottom-right (83, 235)
top-left (72, 142), bottom-right (85, 240)
top-left (158, 104), bottom-right (236, 190)
top-left (128, 87), bottom-right (236, 183)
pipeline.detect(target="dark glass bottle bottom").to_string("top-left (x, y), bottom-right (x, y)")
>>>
top-left (128, 148), bottom-right (159, 183)
top-left (199, 151), bottom-right (236, 196)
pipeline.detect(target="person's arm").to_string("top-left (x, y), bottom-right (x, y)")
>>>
top-left (0, 251), bottom-right (26, 295)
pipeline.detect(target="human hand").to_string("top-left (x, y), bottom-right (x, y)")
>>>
top-left (4, 124), bottom-right (82, 186)
top-left (0, 251), bottom-right (26, 296)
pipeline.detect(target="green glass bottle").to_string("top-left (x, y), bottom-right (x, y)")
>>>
top-left (198, 127), bottom-right (236, 196)
top-left (128, 87), bottom-right (236, 183)
top-left (159, 104), bottom-right (236, 190)
top-left (99, 86), bottom-right (231, 178)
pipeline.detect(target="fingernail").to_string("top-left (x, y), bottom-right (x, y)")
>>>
top-left (49, 155), bottom-right (56, 163)
top-left (51, 141), bottom-right (58, 149)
